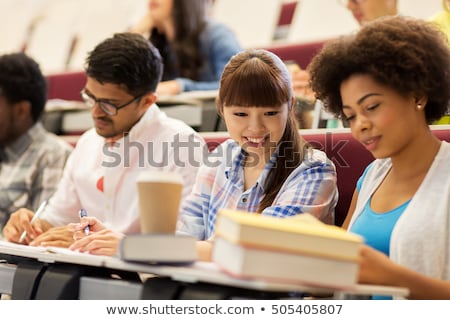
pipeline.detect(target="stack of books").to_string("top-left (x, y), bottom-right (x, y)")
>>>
top-left (212, 209), bottom-right (363, 288)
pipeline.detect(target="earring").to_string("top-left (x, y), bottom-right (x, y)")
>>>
top-left (417, 104), bottom-right (423, 110)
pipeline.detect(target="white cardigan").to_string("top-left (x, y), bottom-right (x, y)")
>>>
top-left (348, 141), bottom-right (450, 280)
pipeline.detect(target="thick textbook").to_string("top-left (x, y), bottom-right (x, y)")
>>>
top-left (212, 237), bottom-right (359, 288)
top-left (119, 234), bottom-right (197, 265)
top-left (215, 209), bottom-right (363, 261)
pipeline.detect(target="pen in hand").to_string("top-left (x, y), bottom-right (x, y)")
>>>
top-left (79, 208), bottom-right (90, 236)
top-left (19, 200), bottom-right (48, 243)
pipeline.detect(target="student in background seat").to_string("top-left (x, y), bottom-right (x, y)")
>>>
top-left (309, 16), bottom-right (450, 299)
top-left (429, 0), bottom-right (450, 125)
top-left (0, 53), bottom-right (72, 231)
top-left (291, 0), bottom-right (399, 117)
top-left (130, 0), bottom-right (242, 95)
top-left (429, 0), bottom-right (450, 43)
top-left (340, 0), bottom-right (397, 26)
top-left (3, 33), bottom-right (204, 249)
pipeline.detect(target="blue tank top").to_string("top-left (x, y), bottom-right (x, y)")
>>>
top-left (350, 164), bottom-right (410, 256)
top-left (350, 164), bottom-right (410, 300)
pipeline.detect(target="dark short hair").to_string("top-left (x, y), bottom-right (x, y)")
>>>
top-left (0, 53), bottom-right (46, 122)
top-left (309, 16), bottom-right (450, 123)
top-left (85, 32), bottom-right (163, 96)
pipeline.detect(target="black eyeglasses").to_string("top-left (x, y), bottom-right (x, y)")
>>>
top-left (80, 90), bottom-right (145, 116)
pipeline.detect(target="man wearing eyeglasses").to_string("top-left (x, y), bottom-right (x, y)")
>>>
top-left (339, 0), bottom-right (398, 25)
top-left (3, 33), bottom-right (206, 247)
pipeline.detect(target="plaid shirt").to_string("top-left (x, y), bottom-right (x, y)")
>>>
top-left (177, 139), bottom-right (338, 240)
top-left (0, 123), bottom-right (72, 229)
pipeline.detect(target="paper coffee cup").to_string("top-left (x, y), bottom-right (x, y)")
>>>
top-left (136, 171), bottom-right (183, 234)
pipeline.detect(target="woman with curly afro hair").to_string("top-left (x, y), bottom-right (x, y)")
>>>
top-left (309, 16), bottom-right (450, 299)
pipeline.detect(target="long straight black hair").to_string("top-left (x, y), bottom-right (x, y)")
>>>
top-left (150, 0), bottom-right (207, 81)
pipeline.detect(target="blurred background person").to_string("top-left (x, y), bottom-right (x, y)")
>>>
top-left (0, 53), bottom-right (72, 231)
top-left (430, 0), bottom-right (450, 124)
top-left (292, 0), bottom-right (399, 129)
top-left (429, 0), bottom-right (450, 43)
top-left (341, 0), bottom-right (398, 25)
top-left (130, 0), bottom-right (242, 95)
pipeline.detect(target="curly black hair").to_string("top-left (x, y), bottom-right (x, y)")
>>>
top-left (308, 16), bottom-right (450, 124)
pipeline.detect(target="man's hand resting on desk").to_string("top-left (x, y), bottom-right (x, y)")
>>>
top-left (68, 216), bottom-right (124, 256)
top-left (29, 226), bottom-right (74, 248)
top-left (2, 208), bottom-right (52, 244)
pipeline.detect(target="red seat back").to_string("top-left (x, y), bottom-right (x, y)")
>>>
top-left (302, 132), bottom-right (373, 226)
top-left (277, 1), bottom-right (297, 26)
top-left (265, 41), bottom-right (326, 70)
top-left (46, 71), bottom-right (86, 101)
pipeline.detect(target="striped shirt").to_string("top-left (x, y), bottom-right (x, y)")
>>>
top-left (177, 139), bottom-right (338, 240)
top-left (0, 122), bottom-right (73, 229)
